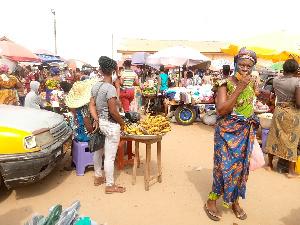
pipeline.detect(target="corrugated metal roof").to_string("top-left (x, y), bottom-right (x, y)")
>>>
top-left (117, 39), bottom-right (230, 53)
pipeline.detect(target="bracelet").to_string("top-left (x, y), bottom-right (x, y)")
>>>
top-left (94, 120), bottom-right (99, 123)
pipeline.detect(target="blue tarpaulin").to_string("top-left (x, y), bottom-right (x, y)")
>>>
top-left (37, 54), bottom-right (63, 63)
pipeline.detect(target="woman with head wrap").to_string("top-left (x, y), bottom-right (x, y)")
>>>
top-left (265, 59), bottom-right (300, 178)
top-left (44, 67), bottom-right (62, 111)
top-left (204, 48), bottom-right (260, 221)
top-left (89, 56), bottom-right (126, 193)
top-left (0, 63), bottom-right (22, 105)
top-left (24, 81), bottom-right (45, 109)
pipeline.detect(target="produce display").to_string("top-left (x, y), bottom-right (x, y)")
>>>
top-left (124, 114), bottom-right (171, 135)
top-left (258, 113), bottom-right (273, 129)
top-left (254, 101), bottom-right (269, 111)
top-left (142, 87), bottom-right (156, 95)
top-left (258, 113), bottom-right (273, 119)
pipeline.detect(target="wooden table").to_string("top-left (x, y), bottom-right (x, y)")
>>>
top-left (132, 137), bottom-right (162, 191)
top-left (143, 94), bottom-right (157, 114)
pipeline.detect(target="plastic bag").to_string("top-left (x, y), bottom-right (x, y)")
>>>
top-left (129, 99), bottom-right (138, 112)
top-left (55, 201), bottom-right (81, 225)
top-left (249, 137), bottom-right (265, 171)
top-left (202, 109), bottom-right (217, 126)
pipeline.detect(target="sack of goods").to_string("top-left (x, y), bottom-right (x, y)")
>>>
top-left (203, 109), bottom-right (217, 126)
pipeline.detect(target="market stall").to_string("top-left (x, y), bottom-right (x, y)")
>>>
top-left (122, 113), bottom-right (171, 191)
top-left (165, 84), bottom-right (215, 125)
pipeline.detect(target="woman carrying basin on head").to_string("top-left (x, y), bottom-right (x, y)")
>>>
top-left (204, 48), bottom-right (260, 221)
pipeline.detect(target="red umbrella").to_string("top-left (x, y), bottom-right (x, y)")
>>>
top-left (0, 38), bottom-right (40, 62)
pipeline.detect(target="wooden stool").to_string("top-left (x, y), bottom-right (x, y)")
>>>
top-left (132, 137), bottom-right (162, 191)
top-left (116, 137), bottom-right (140, 170)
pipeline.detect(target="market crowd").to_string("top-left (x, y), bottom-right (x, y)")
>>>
top-left (1, 49), bottom-right (300, 220)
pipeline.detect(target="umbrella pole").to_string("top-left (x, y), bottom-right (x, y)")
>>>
top-left (178, 67), bottom-right (180, 87)
top-left (278, 54), bottom-right (281, 75)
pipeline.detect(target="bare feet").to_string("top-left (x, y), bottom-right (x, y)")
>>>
top-left (94, 177), bottom-right (106, 186)
top-left (265, 165), bottom-right (273, 172)
top-left (286, 172), bottom-right (300, 179)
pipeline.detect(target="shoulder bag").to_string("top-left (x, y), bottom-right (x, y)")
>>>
top-left (89, 82), bottom-right (105, 152)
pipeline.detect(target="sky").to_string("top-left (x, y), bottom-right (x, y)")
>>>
top-left (1, 0), bottom-right (299, 67)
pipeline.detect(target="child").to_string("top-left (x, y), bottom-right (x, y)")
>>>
top-left (130, 86), bottom-right (142, 112)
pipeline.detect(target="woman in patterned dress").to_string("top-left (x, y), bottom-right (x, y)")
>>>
top-left (265, 59), bottom-right (300, 178)
top-left (0, 64), bottom-right (22, 105)
top-left (204, 48), bottom-right (260, 221)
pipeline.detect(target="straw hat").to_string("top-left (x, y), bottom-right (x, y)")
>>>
top-left (65, 78), bottom-right (101, 108)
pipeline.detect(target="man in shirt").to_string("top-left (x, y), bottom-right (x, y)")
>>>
top-left (119, 60), bottom-right (139, 112)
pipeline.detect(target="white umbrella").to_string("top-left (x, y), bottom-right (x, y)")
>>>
top-left (0, 56), bottom-right (17, 72)
top-left (210, 59), bottom-right (234, 71)
top-left (146, 46), bottom-right (211, 67)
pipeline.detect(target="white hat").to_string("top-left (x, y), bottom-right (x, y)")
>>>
top-left (65, 78), bottom-right (100, 108)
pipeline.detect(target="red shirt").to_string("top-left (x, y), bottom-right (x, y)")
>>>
top-left (25, 73), bottom-right (35, 92)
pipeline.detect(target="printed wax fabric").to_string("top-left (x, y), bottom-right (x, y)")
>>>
top-left (265, 103), bottom-right (300, 162)
top-left (0, 74), bottom-right (18, 105)
top-left (210, 78), bottom-right (259, 207)
top-left (74, 105), bottom-right (91, 142)
top-left (45, 79), bottom-right (59, 106)
top-left (211, 113), bottom-right (259, 206)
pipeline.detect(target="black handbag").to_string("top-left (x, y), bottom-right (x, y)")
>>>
top-left (89, 129), bottom-right (105, 152)
top-left (88, 81), bottom-right (105, 153)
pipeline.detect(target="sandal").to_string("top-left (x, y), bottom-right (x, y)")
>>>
top-left (232, 207), bottom-right (247, 220)
top-left (94, 177), bottom-right (106, 186)
top-left (204, 204), bottom-right (221, 221)
top-left (105, 185), bottom-right (126, 194)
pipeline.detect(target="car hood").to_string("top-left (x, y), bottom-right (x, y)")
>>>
top-left (0, 105), bottom-right (65, 133)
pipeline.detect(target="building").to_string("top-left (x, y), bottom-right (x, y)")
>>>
top-left (117, 39), bottom-right (233, 61)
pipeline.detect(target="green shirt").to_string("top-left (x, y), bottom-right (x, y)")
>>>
top-left (227, 80), bottom-right (255, 118)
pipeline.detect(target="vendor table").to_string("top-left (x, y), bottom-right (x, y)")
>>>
top-left (143, 94), bottom-right (157, 114)
top-left (132, 136), bottom-right (163, 191)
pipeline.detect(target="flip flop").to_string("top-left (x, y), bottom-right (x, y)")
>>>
top-left (204, 204), bottom-right (221, 221)
top-left (232, 207), bottom-right (247, 220)
top-left (105, 185), bottom-right (126, 194)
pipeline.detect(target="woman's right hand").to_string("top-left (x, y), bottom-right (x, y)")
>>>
top-left (120, 121), bottom-right (125, 131)
top-left (237, 72), bottom-right (251, 92)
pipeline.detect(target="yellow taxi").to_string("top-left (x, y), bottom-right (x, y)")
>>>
top-left (0, 105), bottom-right (72, 188)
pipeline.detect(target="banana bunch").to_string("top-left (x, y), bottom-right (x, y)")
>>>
top-left (124, 114), bottom-right (171, 135)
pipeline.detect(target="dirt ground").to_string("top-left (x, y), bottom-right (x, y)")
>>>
top-left (1, 121), bottom-right (300, 225)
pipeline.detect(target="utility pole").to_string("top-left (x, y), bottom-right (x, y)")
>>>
top-left (112, 32), bottom-right (114, 59)
top-left (51, 9), bottom-right (57, 55)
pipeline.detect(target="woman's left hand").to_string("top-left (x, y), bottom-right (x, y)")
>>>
top-left (92, 120), bottom-right (99, 134)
